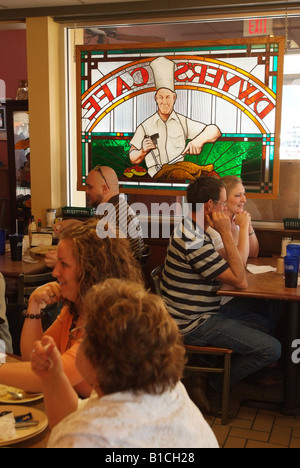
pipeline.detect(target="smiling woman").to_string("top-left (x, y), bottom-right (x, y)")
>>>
top-left (0, 219), bottom-right (143, 397)
top-left (207, 175), bottom-right (259, 264)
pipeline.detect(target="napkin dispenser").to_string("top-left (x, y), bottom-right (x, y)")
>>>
top-left (31, 232), bottom-right (53, 247)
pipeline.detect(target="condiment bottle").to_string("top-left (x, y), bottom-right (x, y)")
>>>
top-left (28, 216), bottom-right (37, 244)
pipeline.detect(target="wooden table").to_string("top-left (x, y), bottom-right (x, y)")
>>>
top-left (0, 252), bottom-right (48, 302)
top-left (0, 252), bottom-right (47, 279)
top-left (218, 257), bottom-right (300, 415)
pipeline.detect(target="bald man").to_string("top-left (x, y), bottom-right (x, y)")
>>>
top-left (45, 167), bottom-right (144, 267)
top-left (85, 165), bottom-right (119, 207)
top-left (87, 166), bottom-right (144, 258)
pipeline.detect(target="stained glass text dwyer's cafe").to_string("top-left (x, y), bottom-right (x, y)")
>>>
top-left (77, 37), bottom-right (284, 198)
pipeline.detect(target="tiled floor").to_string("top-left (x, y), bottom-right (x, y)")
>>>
top-left (190, 374), bottom-right (300, 448)
top-left (202, 379), bottom-right (300, 448)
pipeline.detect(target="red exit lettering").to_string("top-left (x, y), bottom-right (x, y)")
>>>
top-left (248, 18), bottom-right (267, 35)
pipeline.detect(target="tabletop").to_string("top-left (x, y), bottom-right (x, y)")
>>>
top-left (218, 257), bottom-right (300, 302)
top-left (0, 252), bottom-right (47, 278)
top-left (0, 356), bottom-right (50, 448)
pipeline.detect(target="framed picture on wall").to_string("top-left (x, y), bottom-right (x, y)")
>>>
top-left (77, 36), bottom-right (284, 198)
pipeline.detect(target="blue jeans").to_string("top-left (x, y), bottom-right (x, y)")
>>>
top-left (184, 314), bottom-right (281, 392)
top-left (220, 297), bottom-right (283, 335)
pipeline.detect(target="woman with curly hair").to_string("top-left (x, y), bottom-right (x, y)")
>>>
top-left (31, 279), bottom-right (218, 448)
top-left (0, 220), bottom-right (143, 397)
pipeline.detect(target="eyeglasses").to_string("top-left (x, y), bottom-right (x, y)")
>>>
top-left (94, 165), bottom-right (110, 189)
top-left (213, 200), bottom-right (228, 208)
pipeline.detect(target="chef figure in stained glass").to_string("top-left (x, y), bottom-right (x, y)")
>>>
top-left (129, 57), bottom-right (221, 179)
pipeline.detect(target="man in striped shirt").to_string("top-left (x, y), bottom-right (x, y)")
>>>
top-left (161, 177), bottom-right (281, 392)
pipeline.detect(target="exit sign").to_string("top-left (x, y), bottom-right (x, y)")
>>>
top-left (244, 18), bottom-right (273, 37)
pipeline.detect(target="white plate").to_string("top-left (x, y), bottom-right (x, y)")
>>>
top-left (30, 245), bottom-right (58, 256)
top-left (0, 405), bottom-right (48, 447)
top-left (0, 385), bottom-right (43, 404)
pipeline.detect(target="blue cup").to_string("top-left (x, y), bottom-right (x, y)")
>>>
top-left (286, 244), bottom-right (300, 258)
top-left (9, 234), bottom-right (23, 261)
top-left (284, 255), bottom-right (299, 288)
top-left (0, 230), bottom-right (5, 256)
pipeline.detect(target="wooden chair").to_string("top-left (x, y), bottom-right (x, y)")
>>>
top-left (0, 198), bottom-right (7, 229)
top-left (138, 244), bottom-right (151, 268)
top-left (17, 270), bottom-right (54, 305)
top-left (151, 263), bottom-right (233, 425)
top-left (6, 270), bottom-right (57, 355)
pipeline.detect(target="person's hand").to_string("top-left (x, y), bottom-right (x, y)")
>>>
top-left (31, 336), bottom-right (63, 381)
top-left (44, 249), bottom-right (58, 269)
top-left (234, 211), bottom-right (251, 230)
top-left (53, 219), bottom-right (79, 235)
top-left (183, 136), bottom-right (204, 155)
top-left (28, 282), bottom-right (62, 310)
top-left (207, 211), bottom-right (231, 235)
top-left (142, 137), bottom-right (156, 155)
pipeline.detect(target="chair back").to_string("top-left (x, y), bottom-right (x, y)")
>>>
top-left (151, 264), bottom-right (164, 297)
top-left (138, 244), bottom-right (151, 268)
top-left (0, 198), bottom-right (6, 229)
top-left (17, 270), bottom-right (54, 305)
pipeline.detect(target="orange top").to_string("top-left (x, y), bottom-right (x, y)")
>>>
top-left (44, 306), bottom-right (90, 397)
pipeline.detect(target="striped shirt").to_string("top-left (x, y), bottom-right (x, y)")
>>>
top-left (161, 216), bottom-right (229, 335)
top-left (96, 195), bottom-right (145, 259)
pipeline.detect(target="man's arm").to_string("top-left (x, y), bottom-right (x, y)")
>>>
top-left (183, 124), bottom-right (221, 155)
top-left (129, 138), bottom-right (156, 165)
top-left (207, 212), bottom-right (248, 289)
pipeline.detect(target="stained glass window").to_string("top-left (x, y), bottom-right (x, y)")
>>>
top-left (77, 37), bottom-right (283, 197)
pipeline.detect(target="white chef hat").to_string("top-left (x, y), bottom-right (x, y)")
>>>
top-left (150, 57), bottom-right (175, 92)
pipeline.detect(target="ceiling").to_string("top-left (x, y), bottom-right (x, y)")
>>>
top-left (0, 0), bottom-right (142, 8)
top-left (0, 0), bottom-right (149, 23)
top-left (1, 0), bottom-right (300, 23)
top-left (0, 0), bottom-right (300, 51)
top-left (0, 0), bottom-right (299, 8)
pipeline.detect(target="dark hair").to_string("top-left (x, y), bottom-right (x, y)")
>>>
top-left (187, 176), bottom-right (225, 212)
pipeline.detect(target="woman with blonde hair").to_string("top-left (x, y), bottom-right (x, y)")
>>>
top-left (0, 220), bottom-right (143, 397)
top-left (31, 278), bottom-right (218, 448)
top-left (208, 175), bottom-right (259, 264)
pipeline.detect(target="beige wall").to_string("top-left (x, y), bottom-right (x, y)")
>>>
top-left (26, 17), bottom-right (67, 225)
